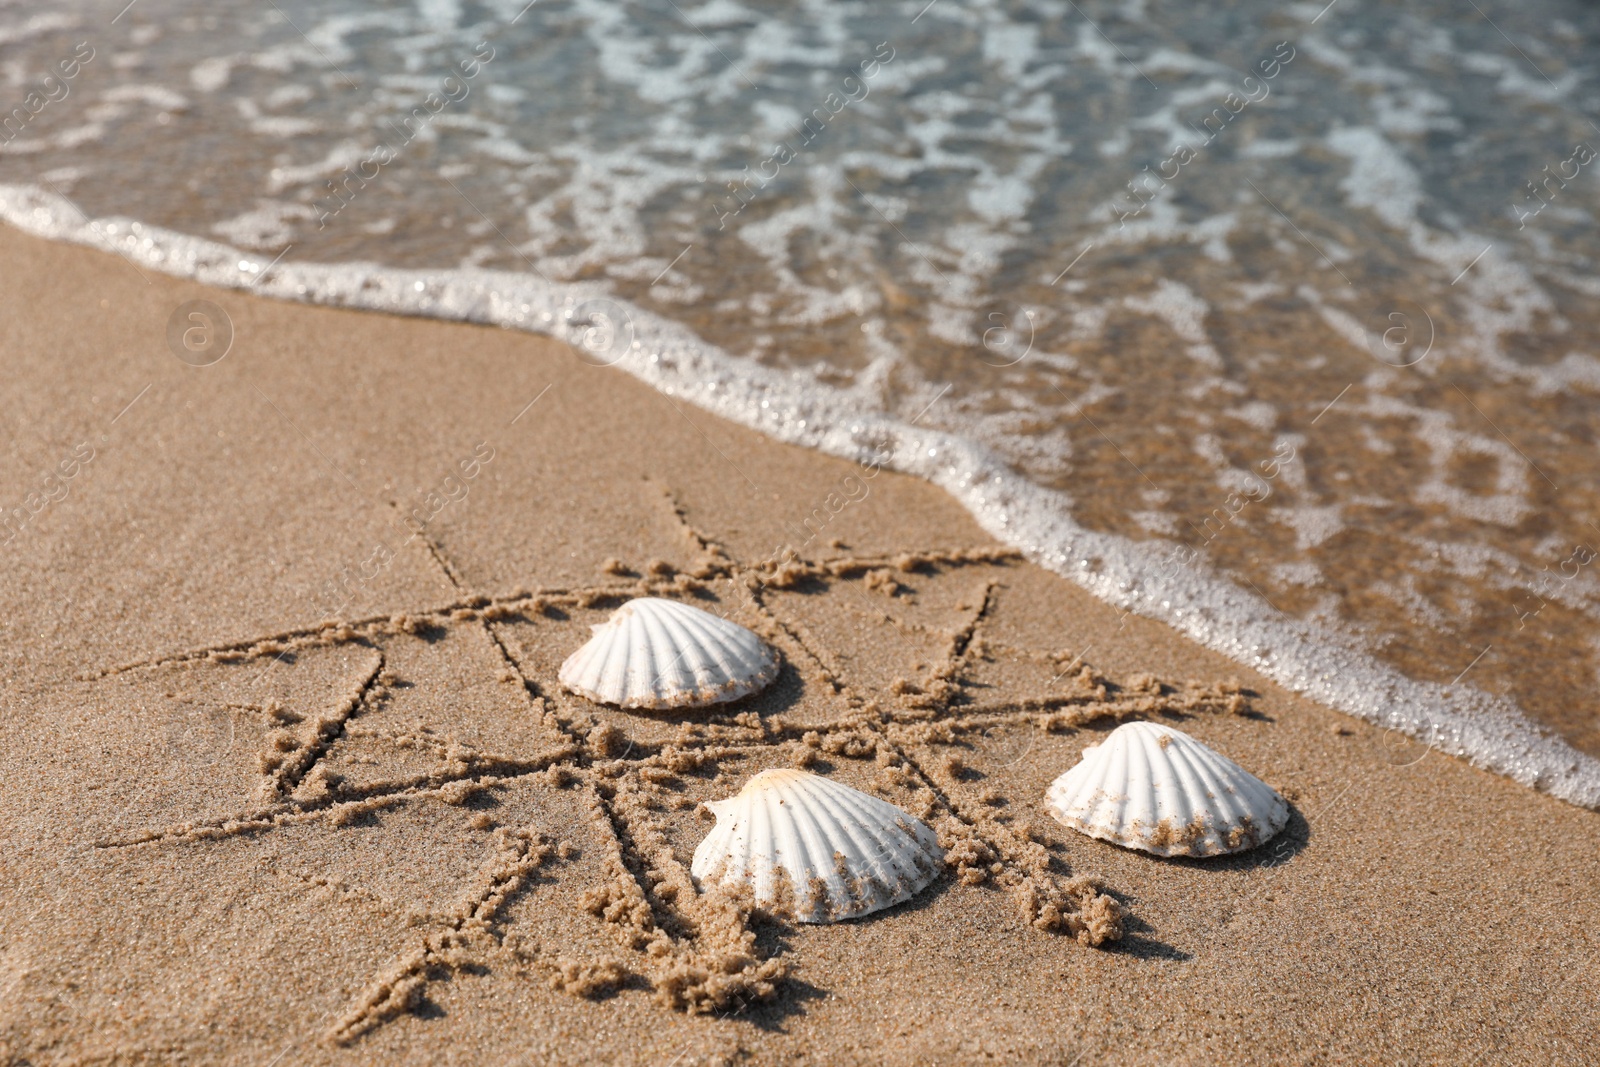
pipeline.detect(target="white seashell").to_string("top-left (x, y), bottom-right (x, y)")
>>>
top-left (1044, 721), bottom-right (1288, 858)
top-left (559, 597), bottom-right (779, 709)
top-left (691, 769), bottom-right (945, 923)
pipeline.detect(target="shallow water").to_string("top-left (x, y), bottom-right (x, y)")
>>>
top-left (3, 0), bottom-right (1599, 789)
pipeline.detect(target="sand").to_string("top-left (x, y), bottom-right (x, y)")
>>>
top-left (1, 222), bottom-right (1596, 1066)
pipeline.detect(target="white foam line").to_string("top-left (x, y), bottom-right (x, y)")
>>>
top-left (3, 181), bottom-right (1594, 810)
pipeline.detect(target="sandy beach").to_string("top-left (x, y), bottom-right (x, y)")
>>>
top-left (2, 222), bottom-right (1597, 1065)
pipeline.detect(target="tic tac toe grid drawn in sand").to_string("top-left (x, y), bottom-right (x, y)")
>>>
top-left (89, 492), bottom-right (1261, 1045)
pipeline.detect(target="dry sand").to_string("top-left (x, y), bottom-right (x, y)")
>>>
top-left (0, 223), bottom-right (1596, 1066)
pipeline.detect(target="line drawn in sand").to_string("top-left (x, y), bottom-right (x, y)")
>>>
top-left (90, 490), bottom-right (1263, 1044)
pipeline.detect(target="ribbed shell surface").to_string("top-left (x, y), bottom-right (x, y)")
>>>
top-left (558, 598), bottom-right (779, 709)
top-left (691, 769), bottom-right (945, 923)
top-left (1044, 721), bottom-right (1289, 857)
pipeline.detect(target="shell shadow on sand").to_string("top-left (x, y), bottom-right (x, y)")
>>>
top-left (1098, 802), bottom-right (1312, 964)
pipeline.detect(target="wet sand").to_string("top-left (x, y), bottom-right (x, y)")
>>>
top-left (1, 223), bottom-right (1596, 1065)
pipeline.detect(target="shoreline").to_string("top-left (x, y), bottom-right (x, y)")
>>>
top-left (0, 182), bottom-right (1594, 810)
top-left (1, 221), bottom-right (1597, 1064)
